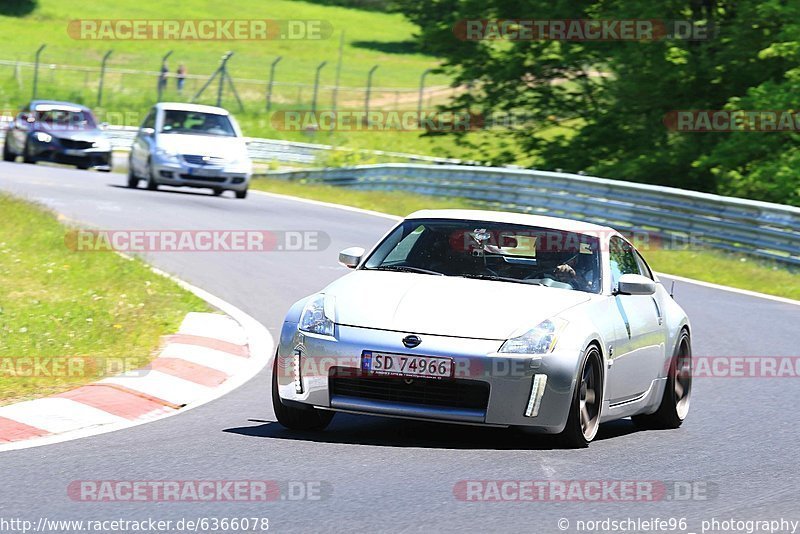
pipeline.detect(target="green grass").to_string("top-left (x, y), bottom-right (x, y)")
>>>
top-left (0, 194), bottom-right (208, 405)
top-left (250, 177), bottom-right (800, 300)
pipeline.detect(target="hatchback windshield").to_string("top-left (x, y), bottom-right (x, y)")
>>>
top-left (363, 219), bottom-right (602, 293)
top-left (34, 108), bottom-right (97, 129)
top-left (160, 110), bottom-right (236, 137)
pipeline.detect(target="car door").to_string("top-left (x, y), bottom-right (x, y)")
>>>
top-left (605, 236), bottom-right (666, 404)
top-left (130, 108), bottom-right (156, 176)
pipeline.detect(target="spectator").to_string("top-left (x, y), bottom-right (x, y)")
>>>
top-left (177, 64), bottom-right (187, 93)
top-left (158, 61), bottom-right (169, 94)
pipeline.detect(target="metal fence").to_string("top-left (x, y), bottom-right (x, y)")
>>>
top-left (262, 164), bottom-right (800, 266)
top-left (101, 125), bottom-right (464, 166)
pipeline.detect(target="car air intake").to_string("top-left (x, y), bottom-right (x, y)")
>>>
top-left (329, 367), bottom-right (489, 410)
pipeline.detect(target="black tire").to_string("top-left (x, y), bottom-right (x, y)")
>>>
top-left (145, 159), bottom-right (158, 191)
top-left (212, 188), bottom-right (224, 196)
top-left (235, 188), bottom-right (248, 199)
top-left (632, 330), bottom-right (692, 430)
top-left (76, 163), bottom-right (90, 170)
top-left (271, 354), bottom-right (334, 431)
top-left (22, 140), bottom-right (35, 164)
top-left (126, 162), bottom-right (139, 188)
top-left (558, 345), bottom-right (603, 448)
top-left (2, 139), bottom-right (14, 162)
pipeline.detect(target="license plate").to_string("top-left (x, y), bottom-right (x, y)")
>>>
top-left (188, 166), bottom-right (221, 177)
top-left (361, 351), bottom-right (453, 379)
top-left (63, 149), bottom-right (86, 156)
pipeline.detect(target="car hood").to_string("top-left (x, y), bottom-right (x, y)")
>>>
top-left (156, 133), bottom-right (248, 160)
top-left (325, 270), bottom-right (592, 340)
top-left (38, 126), bottom-right (105, 141)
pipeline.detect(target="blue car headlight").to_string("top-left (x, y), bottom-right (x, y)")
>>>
top-left (298, 293), bottom-right (336, 337)
top-left (499, 318), bottom-right (568, 354)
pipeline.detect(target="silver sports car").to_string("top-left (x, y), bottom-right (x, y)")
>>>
top-left (273, 210), bottom-right (692, 447)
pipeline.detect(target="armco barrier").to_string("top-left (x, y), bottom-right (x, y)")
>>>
top-left (260, 164), bottom-right (800, 266)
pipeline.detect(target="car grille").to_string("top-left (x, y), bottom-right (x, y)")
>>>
top-left (182, 154), bottom-right (225, 166)
top-left (329, 367), bottom-right (490, 410)
top-left (58, 138), bottom-right (94, 150)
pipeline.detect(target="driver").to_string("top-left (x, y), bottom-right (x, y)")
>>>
top-left (553, 254), bottom-right (595, 291)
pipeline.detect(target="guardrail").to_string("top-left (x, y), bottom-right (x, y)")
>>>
top-left (261, 164), bottom-right (800, 266)
top-left (102, 125), bottom-right (465, 166)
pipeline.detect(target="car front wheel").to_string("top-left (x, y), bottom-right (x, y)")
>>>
top-left (145, 159), bottom-right (158, 191)
top-left (558, 345), bottom-right (603, 448)
top-left (271, 354), bottom-right (334, 431)
top-left (235, 188), bottom-right (248, 199)
top-left (2, 139), bottom-right (14, 162)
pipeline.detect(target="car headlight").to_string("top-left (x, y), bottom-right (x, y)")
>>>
top-left (154, 148), bottom-right (180, 163)
top-left (499, 318), bottom-right (568, 354)
top-left (298, 293), bottom-right (336, 337)
top-left (34, 132), bottom-right (52, 143)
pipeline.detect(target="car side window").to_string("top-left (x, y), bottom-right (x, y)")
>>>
top-left (608, 236), bottom-right (642, 287)
top-left (141, 110), bottom-right (156, 131)
top-left (635, 250), bottom-right (654, 280)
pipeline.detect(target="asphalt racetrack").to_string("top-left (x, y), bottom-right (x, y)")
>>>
top-left (1, 162), bottom-right (798, 532)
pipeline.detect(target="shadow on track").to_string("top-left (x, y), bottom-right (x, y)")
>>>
top-left (107, 184), bottom-right (231, 198)
top-left (224, 415), bottom-right (642, 450)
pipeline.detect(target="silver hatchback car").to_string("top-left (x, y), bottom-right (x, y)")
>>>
top-left (128, 103), bottom-right (252, 198)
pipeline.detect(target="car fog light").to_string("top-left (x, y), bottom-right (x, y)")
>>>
top-left (293, 347), bottom-right (303, 394)
top-left (524, 374), bottom-right (547, 417)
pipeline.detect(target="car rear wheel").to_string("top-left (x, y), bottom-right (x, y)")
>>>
top-left (632, 330), bottom-right (692, 430)
top-left (235, 188), bottom-right (248, 199)
top-left (558, 345), bottom-right (603, 448)
top-left (271, 354), bottom-right (334, 431)
top-left (2, 139), bottom-right (14, 162)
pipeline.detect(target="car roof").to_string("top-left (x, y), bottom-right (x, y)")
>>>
top-left (29, 100), bottom-right (91, 113)
top-left (405, 209), bottom-right (616, 236)
top-left (155, 102), bottom-right (231, 115)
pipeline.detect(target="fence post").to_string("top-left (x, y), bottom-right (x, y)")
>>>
top-left (157, 50), bottom-right (173, 102)
top-left (266, 56), bottom-right (282, 112)
top-left (311, 61), bottom-right (327, 117)
top-left (32, 44), bottom-right (46, 100)
top-left (331, 30), bottom-right (345, 116)
top-left (417, 68), bottom-right (432, 119)
top-left (364, 65), bottom-right (378, 117)
top-left (97, 50), bottom-right (113, 106)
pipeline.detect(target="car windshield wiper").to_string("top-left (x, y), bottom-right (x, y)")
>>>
top-left (458, 273), bottom-right (543, 286)
top-left (368, 265), bottom-right (444, 276)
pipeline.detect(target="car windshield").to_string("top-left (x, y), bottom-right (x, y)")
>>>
top-left (34, 108), bottom-right (97, 129)
top-left (160, 110), bottom-right (236, 137)
top-left (363, 219), bottom-right (602, 294)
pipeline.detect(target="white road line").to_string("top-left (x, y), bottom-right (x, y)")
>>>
top-left (0, 398), bottom-right (128, 434)
top-left (656, 272), bottom-right (800, 306)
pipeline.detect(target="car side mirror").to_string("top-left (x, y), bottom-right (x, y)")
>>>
top-left (615, 274), bottom-right (656, 296)
top-left (141, 127), bottom-right (155, 137)
top-left (338, 247), bottom-right (365, 269)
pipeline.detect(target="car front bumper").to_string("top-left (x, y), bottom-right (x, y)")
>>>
top-left (276, 322), bottom-right (583, 433)
top-left (29, 144), bottom-right (111, 169)
top-left (152, 161), bottom-right (251, 191)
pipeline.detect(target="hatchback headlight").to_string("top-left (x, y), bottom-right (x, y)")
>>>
top-left (154, 148), bottom-right (180, 163)
top-left (298, 294), bottom-right (336, 337)
top-left (499, 318), bottom-right (568, 354)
